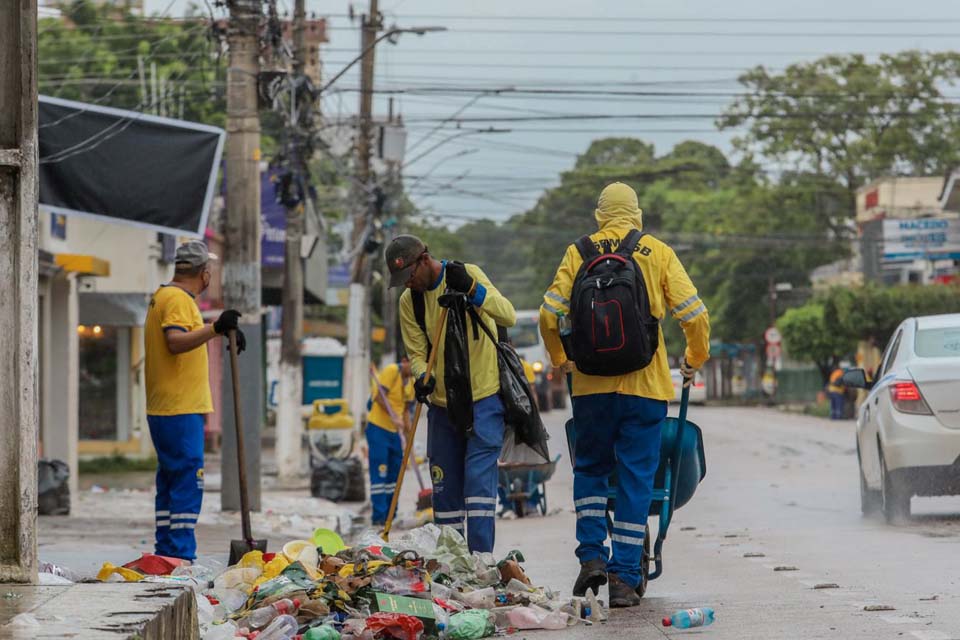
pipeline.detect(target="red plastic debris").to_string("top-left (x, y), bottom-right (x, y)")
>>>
top-left (365, 612), bottom-right (424, 640)
top-left (122, 553), bottom-right (185, 576)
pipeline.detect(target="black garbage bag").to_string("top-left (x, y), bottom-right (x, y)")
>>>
top-left (38, 459), bottom-right (70, 515)
top-left (310, 456), bottom-right (366, 502)
top-left (468, 308), bottom-right (550, 460)
top-left (439, 293), bottom-right (474, 437)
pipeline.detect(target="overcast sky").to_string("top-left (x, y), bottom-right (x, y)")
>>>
top-left (146, 0), bottom-right (960, 224)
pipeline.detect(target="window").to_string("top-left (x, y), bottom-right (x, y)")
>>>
top-left (915, 326), bottom-right (960, 358)
top-left (879, 329), bottom-right (903, 379)
top-left (508, 318), bottom-right (541, 349)
top-left (78, 326), bottom-right (131, 441)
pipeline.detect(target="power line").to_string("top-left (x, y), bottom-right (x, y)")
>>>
top-left (338, 14), bottom-right (960, 24)
top-left (325, 26), bottom-right (960, 37)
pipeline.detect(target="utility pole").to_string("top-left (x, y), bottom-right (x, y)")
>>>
top-left (345, 0), bottom-right (381, 430)
top-left (381, 99), bottom-right (401, 361)
top-left (0, 0), bottom-right (39, 583)
top-left (222, 0), bottom-right (263, 512)
top-left (276, 0), bottom-right (308, 483)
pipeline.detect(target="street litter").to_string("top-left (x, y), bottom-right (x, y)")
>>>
top-left (813, 583), bottom-right (840, 590)
top-left (863, 604), bottom-right (896, 612)
top-left (663, 607), bottom-right (715, 629)
top-left (773, 565), bottom-right (798, 572)
top-left (94, 523), bottom-right (601, 639)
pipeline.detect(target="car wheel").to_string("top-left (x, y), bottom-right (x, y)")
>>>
top-left (881, 451), bottom-right (911, 523)
top-left (858, 445), bottom-right (881, 515)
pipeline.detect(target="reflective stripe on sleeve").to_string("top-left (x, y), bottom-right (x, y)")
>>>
top-left (679, 303), bottom-right (706, 323)
top-left (670, 294), bottom-right (700, 316)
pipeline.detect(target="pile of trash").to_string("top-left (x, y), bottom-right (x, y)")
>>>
top-left (97, 524), bottom-right (607, 639)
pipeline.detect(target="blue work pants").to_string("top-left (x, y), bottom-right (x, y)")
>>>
top-left (427, 394), bottom-right (505, 553)
top-left (365, 423), bottom-right (403, 525)
top-left (572, 393), bottom-right (666, 588)
top-left (148, 414), bottom-right (205, 561)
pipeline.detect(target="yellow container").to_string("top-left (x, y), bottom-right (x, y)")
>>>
top-left (308, 399), bottom-right (354, 431)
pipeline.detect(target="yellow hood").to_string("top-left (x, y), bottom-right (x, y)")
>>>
top-left (595, 182), bottom-right (643, 232)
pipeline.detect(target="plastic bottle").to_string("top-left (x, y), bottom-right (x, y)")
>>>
top-left (241, 599), bottom-right (301, 630)
top-left (662, 607), bottom-right (715, 629)
top-left (257, 614), bottom-right (299, 640)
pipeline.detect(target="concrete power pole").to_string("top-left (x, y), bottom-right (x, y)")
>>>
top-left (0, 0), bottom-right (39, 583)
top-left (345, 0), bottom-right (381, 430)
top-left (222, 0), bottom-right (263, 511)
top-left (275, 0), bottom-right (308, 483)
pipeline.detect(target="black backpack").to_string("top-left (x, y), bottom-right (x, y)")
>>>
top-left (566, 229), bottom-right (660, 376)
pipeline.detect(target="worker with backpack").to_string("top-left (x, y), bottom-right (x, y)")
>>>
top-left (539, 182), bottom-right (710, 607)
top-left (385, 234), bottom-right (517, 553)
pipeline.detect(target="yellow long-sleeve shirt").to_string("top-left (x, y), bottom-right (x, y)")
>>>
top-left (539, 223), bottom-right (711, 401)
top-left (399, 262), bottom-right (516, 407)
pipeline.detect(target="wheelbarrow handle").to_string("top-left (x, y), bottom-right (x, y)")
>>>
top-left (666, 384), bottom-right (690, 526)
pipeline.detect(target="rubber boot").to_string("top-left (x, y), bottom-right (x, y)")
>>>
top-left (572, 558), bottom-right (607, 597)
top-left (608, 573), bottom-right (641, 608)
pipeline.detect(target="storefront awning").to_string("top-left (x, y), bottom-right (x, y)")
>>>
top-left (79, 292), bottom-right (149, 327)
top-left (54, 253), bottom-right (111, 276)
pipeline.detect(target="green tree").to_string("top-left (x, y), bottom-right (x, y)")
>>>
top-left (778, 303), bottom-right (855, 383)
top-left (720, 51), bottom-right (960, 220)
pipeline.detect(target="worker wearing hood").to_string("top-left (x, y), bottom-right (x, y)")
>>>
top-left (539, 182), bottom-right (710, 607)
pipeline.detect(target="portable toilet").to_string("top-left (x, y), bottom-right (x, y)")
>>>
top-left (301, 337), bottom-right (347, 405)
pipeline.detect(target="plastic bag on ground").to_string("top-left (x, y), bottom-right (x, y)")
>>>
top-left (372, 565), bottom-right (428, 596)
top-left (304, 625), bottom-right (341, 640)
top-left (505, 605), bottom-right (573, 630)
top-left (213, 566), bottom-right (261, 593)
top-left (365, 612), bottom-right (424, 640)
top-left (203, 621), bottom-right (238, 640)
top-left (38, 561), bottom-right (81, 582)
top-left (38, 571), bottom-right (73, 585)
top-left (444, 610), bottom-right (495, 640)
top-left (96, 562), bottom-right (144, 582)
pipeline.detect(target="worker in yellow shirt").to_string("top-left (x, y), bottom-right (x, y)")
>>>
top-left (386, 234), bottom-right (516, 552)
top-left (144, 241), bottom-right (245, 561)
top-left (539, 182), bottom-right (710, 607)
top-left (366, 357), bottom-right (415, 525)
top-left (827, 367), bottom-right (846, 420)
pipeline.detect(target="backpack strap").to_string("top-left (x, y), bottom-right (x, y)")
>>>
top-left (618, 228), bottom-right (645, 257)
top-left (411, 290), bottom-right (431, 354)
top-left (574, 235), bottom-right (600, 261)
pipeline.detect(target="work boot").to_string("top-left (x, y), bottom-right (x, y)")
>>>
top-left (608, 573), bottom-right (642, 608)
top-left (572, 558), bottom-right (607, 596)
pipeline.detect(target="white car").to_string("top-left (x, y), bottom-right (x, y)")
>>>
top-left (845, 313), bottom-right (960, 522)
top-left (670, 368), bottom-right (707, 404)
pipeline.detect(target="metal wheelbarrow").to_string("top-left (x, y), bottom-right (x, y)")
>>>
top-left (564, 384), bottom-right (706, 596)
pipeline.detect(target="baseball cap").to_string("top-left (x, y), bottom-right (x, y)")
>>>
top-left (384, 235), bottom-right (427, 288)
top-left (175, 241), bottom-right (218, 267)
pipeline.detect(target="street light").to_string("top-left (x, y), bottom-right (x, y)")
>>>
top-left (318, 25), bottom-right (447, 95)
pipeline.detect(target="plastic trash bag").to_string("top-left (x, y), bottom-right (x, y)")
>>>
top-left (439, 293), bottom-right (474, 437)
top-left (365, 612), bottom-right (424, 640)
top-left (37, 459), bottom-right (70, 515)
top-left (445, 610), bottom-right (495, 639)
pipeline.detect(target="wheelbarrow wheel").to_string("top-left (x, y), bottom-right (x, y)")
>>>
top-left (635, 524), bottom-right (651, 598)
top-left (514, 498), bottom-right (526, 518)
top-left (538, 483), bottom-right (547, 515)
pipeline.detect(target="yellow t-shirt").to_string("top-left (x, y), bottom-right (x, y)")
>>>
top-left (522, 359), bottom-right (536, 384)
top-left (145, 285), bottom-right (213, 416)
top-left (368, 363), bottom-right (414, 433)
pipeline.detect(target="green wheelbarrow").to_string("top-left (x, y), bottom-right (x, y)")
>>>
top-left (564, 384), bottom-right (707, 596)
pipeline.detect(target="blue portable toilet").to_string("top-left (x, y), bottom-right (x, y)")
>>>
top-left (301, 337), bottom-right (347, 405)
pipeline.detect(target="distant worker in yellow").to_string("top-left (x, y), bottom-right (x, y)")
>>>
top-left (540, 182), bottom-right (710, 607)
top-left (827, 367), bottom-right (846, 420)
top-left (366, 356), bottom-right (415, 526)
top-left (144, 241), bottom-right (246, 561)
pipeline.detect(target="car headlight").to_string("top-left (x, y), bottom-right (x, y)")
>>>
top-left (532, 361), bottom-right (544, 373)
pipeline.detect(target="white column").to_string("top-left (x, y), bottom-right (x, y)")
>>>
top-left (345, 283), bottom-right (370, 433)
top-left (45, 275), bottom-right (79, 501)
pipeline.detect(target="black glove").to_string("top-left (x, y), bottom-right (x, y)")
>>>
top-left (224, 328), bottom-right (247, 355)
top-left (414, 373), bottom-right (436, 404)
top-left (445, 261), bottom-right (476, 295)
top-left (214, 309), bottom-right (242, 335)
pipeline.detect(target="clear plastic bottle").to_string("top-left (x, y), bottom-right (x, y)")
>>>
top-left (240, 599), bottom-right (300, 630)
top-left (257, 614), bottom-right (299, 640)
top-left (662, 607), bottom-right (715, 629)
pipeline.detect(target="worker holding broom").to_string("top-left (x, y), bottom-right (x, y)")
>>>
top-left (144, 241), bottom-right (246, 562)
top-left (386, 234), bottom-right (516, 553)
top-left (366, 356), bottom-right (415, 526)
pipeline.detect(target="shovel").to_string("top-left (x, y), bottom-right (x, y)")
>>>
top-left (226, 329), bottom-right (268, 565)
top-left (382, 306), bottom-right (449, 540)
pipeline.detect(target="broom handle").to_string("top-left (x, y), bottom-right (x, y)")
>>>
top-left (228, 330), bottom-right (253, 543)
top-left (382, 306), bottom-right (449, 540)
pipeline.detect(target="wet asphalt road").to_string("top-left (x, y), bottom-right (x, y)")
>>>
top-left (486, 404), bottom-right (960, 639)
